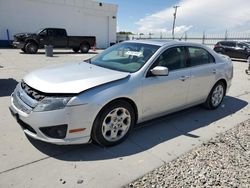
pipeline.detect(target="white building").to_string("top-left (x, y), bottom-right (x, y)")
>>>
top-left (0, 0), bottom-right (117, 48)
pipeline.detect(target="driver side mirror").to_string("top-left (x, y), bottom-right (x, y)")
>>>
top-left (150, 66), bottom-right (169, 76)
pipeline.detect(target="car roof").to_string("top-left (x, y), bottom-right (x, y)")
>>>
top-left (218, 41), bottom-right (238, 43)
top-left (124, 39), bottom-right (206, 47)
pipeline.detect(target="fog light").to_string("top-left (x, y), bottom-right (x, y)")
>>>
top-left (40, 124), bottom-right (68, 139)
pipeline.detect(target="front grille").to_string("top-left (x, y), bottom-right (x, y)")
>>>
top-left (21, 81), bottom-right (45, 101)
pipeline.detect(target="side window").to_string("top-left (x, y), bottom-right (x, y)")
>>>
top-left (221, 42), bottom-right (235, 47)
top-left (228, 42), bottom-right (236, 47)
top-left (55, 29), bottom-right (66, 37)
top-left (220, 42), bottom-right (226, 46)
top-left (237, 43), bottom-right (243, 48)
top-left (188, 47), bottom-right (215, 67)
top-left (237, 43), bottom-right (248, 49)
top-left (154, 47), bottom-right (186, 71)
top-left (47, 29), bottom-right (54, 37)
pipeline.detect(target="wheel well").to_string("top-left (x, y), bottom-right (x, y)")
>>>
top-left (216, 79), bottom-right (227, 93)
top-left (25, 40), bottom-right (38, 46)
top-left (80, 42), bottom-right (90, 48)
top-left (103, 97), bottom-right (138, 123)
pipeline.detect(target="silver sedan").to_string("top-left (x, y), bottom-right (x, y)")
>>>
top-left (9, 40), bottom-right (233, 146)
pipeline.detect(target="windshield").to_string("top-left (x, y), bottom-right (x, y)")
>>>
top-left (91, 42), bottom-right (160, 73)
top-left (35, 28), bottom-right (45, 34)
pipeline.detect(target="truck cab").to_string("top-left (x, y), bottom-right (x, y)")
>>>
top-left (38, 28), bottom-right (67, 48)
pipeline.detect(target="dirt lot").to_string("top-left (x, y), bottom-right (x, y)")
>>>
top-left (0, 49), bottom-right (249, 188)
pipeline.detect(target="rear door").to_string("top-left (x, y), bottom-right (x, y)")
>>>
top-left (223, 42), bottom-right (237, 58)
top-left (53, 29), bottom-right (67, 48)
top-left (186, 46), bottom-right (217, 104)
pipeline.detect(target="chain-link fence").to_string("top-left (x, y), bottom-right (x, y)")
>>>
top-left (120, 32), bottom-right (250, 48)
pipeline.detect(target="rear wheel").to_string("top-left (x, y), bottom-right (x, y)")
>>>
top-left (80, 43), bottom-right (90, 53)
top-left (91, 100), bottom-right (135, 146)
top-left (203, 81), bottom-right (225, 110)
top-left (72, 47), bottom-right (79, 53)
top-left (218, 49), bottom-right (225, 54)
top-left (25, 42), bottom-right (38, 54)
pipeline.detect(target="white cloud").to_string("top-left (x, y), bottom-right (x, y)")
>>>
top-left (136, 0), bottom-right (250, 34)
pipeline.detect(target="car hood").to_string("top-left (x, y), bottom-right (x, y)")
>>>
top-left (14, 33), bottom-right (36, 38)
top-left (23, 62), bottom-right (130, 94)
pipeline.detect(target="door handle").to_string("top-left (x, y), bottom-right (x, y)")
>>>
top-left (179, 76), bottom-right (190, 81)
top-left (212, 69), bottom-right (217, 74)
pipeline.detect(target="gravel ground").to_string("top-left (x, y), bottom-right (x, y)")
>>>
top-left (127, 119), bottom-right (250, 188)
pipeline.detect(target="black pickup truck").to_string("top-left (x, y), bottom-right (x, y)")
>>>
top-left (13, 28), bottom-right (96, 54)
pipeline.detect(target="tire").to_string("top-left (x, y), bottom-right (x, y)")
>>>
top-left (72, 47), bottom-right (80, 53)
top-left (25, 42), bottom-right (38, 54)
top-left (21, 47), bottom-right (26, 53)
top-left (203, 81), bottom-right (225, 110)
top-left (80, 43), bottom-right (90, 53)
top-left (247, 56), bottom-right (250, 62)
top-left (91, 100), bottom-right (135, 147)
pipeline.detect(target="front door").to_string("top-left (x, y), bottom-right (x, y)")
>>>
top-left (38, 29), bottom-right (52, 47)
top-left (141, 46), bottom-right (190, 120)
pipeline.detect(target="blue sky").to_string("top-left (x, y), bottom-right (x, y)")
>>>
top-left (102, 0), bottom-right (178, 32)
top-left (101, 0), bottom-right (250, 34)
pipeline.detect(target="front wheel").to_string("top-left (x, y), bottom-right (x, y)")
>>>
top-left (21, 47), bottom-right (26, 53)
top-left (25, 42), bottom-right (38, 54)
top-left (203, 81), bottom-right (225, 110)
top-left (91, 100), bottom-right (135, 146)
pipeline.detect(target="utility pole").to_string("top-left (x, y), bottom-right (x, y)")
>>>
top-left (172, 5), bottom-right (180, 39)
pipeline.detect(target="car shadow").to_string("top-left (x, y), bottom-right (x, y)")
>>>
top-left (0, 78), bottom-right (18, 97)
top-left (28, 96), bottom-right (248, 161)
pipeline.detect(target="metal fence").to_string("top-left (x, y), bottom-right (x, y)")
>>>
top-left (126, 32), bottom-right (250, 48)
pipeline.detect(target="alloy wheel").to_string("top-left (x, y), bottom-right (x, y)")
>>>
top-left (211, 84), bottom-right (224, 107)
top-left (101, 107), bottom-right (131, 142)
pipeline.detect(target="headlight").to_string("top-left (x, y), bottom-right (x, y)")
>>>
top-left (34, 97), bottom-right (71, 112)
